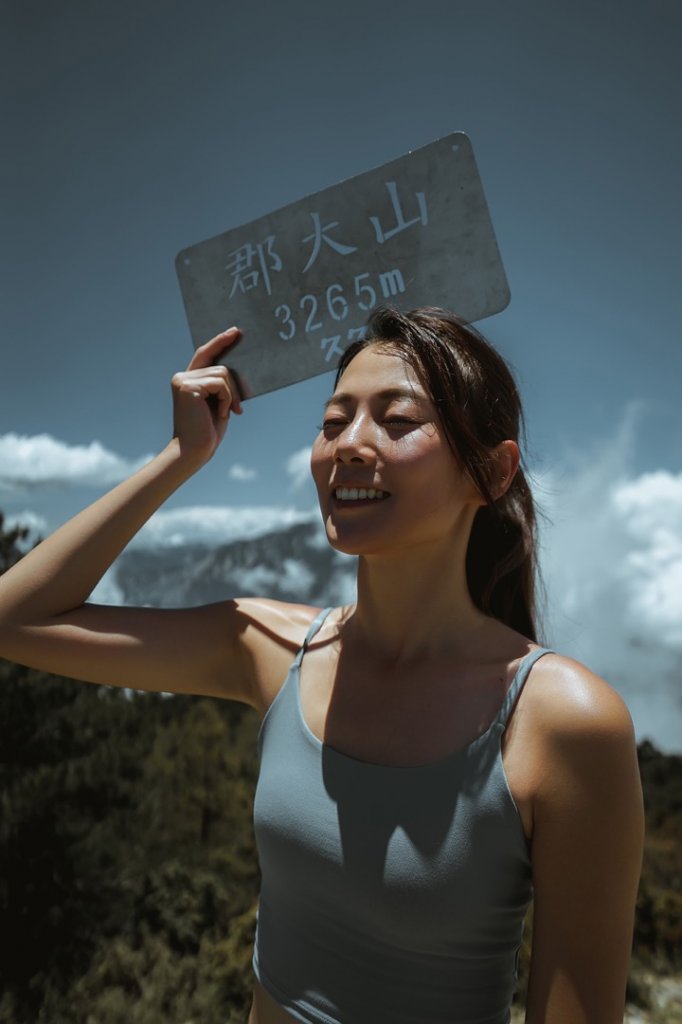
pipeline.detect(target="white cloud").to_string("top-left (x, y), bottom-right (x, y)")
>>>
top-left (285, 446), bottom-right (313, 491)
top-left (612, 472), bottom-right (682, 650)
top-left (133, 504), bottom-right (319, 548)
top-left (0, 433), bottom-right (152, 490)
top-left (325, 559), bottom-right (357, 607)
top-left (3, 510), bottom-right (49, 548)
top-left (280, 558), bottom-right (315, 593)
top-left (229, 558), bottom-right (316, 596)
top-left (228, 463), bottom-right (258, 482)
top-left (230, 564), bottom-right (280, 593)
top-left (535, 410), bottom-right (682, 751)
top-left (90, 567), bottom-right (126, 606)
top-left (306, 521), bottom-right (333, 549)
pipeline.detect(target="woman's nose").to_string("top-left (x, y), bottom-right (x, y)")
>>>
top-left (334, 416), bottom-right (375, 463)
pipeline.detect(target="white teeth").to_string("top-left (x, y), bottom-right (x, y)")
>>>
top-left (334, 487), bottom-right (388, 501)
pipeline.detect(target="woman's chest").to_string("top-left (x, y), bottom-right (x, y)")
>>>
top-left (297, 649), bottom-right (537, 838)
top-left (299, 648), bottom-right (527, 764)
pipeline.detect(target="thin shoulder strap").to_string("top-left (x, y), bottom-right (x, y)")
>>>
top-left (293, 607), bottom-right (333, 667)
top-left (495, 647), bottom-right (554, 730)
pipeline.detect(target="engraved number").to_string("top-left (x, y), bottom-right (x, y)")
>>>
top-left (275, 303), bottom-right (296, 341)
top-left (354, 272), bottom-right (377, 311)
top-left (326, 283), bottom-right (349, 321)
top-left (300, 294), bottom-right (323, 333)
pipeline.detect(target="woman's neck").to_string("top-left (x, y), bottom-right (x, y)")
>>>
top-left (346, 536), bottom-right (491, 666)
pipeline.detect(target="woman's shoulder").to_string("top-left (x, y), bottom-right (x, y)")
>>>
top-left (233, 599), bottom-right (345, 712)
top-left (486, 619), bottom-right (634, 745)
top-left (514, 650), bottom-right (640, 821)
top-left (522, 649), bottom-right (636, 746)
top-left (232, 597), bottom-right (331, 652)
top-left (512, 649), bottom-right (642, 851)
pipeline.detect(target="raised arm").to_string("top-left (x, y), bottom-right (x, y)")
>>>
top-left (0, 328), bottom-right (262, 702)
top-left (524, 657), bottom-right (645, 1023)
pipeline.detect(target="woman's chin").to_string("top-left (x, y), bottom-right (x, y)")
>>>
top-left (322, 517), bottom-right (392, 559)
top-left (323, 525), bottom-right (360, 557)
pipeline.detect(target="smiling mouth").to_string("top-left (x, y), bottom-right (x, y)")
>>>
top-left (333, 487), bottom-right (390, 502)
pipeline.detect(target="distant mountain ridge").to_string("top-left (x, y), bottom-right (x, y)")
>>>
top-left (115, 520), bottom-right (356, 608)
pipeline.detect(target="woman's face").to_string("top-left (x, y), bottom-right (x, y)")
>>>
top-left (310, 345), bottom-right (483, 558)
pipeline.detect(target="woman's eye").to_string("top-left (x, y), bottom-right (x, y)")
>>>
top-left (384, 417), bottom-right (418, 426)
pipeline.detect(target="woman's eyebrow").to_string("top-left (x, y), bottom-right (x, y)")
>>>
top-left (323, 387), bottom-right (426, 410)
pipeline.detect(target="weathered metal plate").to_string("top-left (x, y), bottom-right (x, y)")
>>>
top-left (176, 132), bottom-right (509, 399)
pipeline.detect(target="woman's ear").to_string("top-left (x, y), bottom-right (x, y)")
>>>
top-left (492, 440), bottom-right (520, 500)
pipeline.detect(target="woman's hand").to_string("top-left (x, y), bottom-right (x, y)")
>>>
top-left (171, 327), bottom-right (244, 465)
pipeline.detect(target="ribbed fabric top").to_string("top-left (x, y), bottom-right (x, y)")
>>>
top-left (252, 608), bottom-right (552, 1024)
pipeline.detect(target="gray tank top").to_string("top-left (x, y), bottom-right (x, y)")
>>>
top-left (253, 608), bottom-right (552, 1024)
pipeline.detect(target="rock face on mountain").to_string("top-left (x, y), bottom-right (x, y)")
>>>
top-left (115, 521), bottom-right (357, 608)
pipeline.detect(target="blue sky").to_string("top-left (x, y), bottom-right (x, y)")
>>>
top-left (2, 0), bottom-right (681, 748)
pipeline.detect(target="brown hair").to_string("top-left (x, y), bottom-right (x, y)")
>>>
top-left (335, 306), bottom-right (542, 642)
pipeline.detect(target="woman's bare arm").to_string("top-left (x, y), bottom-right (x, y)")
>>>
top-left (524, 658), bottom-right (644, 1023)
top-left (0, 328), bottom-right (264, 703)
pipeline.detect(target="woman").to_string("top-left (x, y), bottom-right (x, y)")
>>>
top-left (0, 307), bottom-right (644, 1023)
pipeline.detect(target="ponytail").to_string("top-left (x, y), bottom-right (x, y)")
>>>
top-left (466, 469), bottom-right (539, 641)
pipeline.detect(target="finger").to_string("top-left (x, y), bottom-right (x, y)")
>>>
top-left (179, 366), bottom-right (230, 380)
top-left (174, 367), bottom-right (243, 416)
top-left (175, 371), bottom-right (240, 419)
top-left (226, 368), bottom-right (243, 415)
top-left (187, 327), bottom-right (242, 372)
